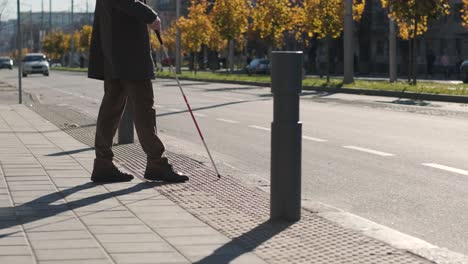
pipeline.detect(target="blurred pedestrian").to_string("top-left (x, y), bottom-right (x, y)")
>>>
top-left (425, 48), bottom-right (435, 78)
top-left (79, 54), bottom-right (85, 69)
top-left (440, 53), bottom-right (450, 79)
top-left (88, 0), bottom-right (189, 183)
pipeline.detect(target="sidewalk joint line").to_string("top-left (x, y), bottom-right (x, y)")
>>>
top-left (0, 162), bottom-right (39, 264)
top-left (4, 108), bottom-right (119, 264)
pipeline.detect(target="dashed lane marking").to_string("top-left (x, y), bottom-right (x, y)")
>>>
top-left (423, 163), bottom-right (468, 176)
top-left (216, 118), bottom-right (240, 124)
top-left (248, 125), bottom-right (271, 132)
top-left (343, 146), bottom-right (395, 157)
top-left (303, 136), bottom-right (328, 142)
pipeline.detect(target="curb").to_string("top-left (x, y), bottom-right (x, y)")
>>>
top-left (157, 75), bottom-right (468, 104)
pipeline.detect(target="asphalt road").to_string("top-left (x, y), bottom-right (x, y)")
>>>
top-left (1, 70), bottom-right (468, 256)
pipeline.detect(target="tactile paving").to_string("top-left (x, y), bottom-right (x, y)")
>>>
top-left (27, 101), bottom-right (431, 264)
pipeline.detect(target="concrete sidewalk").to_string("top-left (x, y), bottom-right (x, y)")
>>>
top-left (0, 104), bottom-right (434, 264)
top-left (0, 104), bottom-right (266, 264)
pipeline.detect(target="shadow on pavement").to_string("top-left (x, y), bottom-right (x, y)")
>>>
top-left (0, 181), bottom-right (168, 238)
top-left (156, 99), bottom-right (270, 118)
top-left (193, 220), bottom-right (292, 264)
top-left (46, 147), bottom-right (95, 156)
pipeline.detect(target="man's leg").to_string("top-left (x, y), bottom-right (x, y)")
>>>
top-left (123, 80), bottom-right (165, 160)
top-left (95, 80), bottom-right (127, 161)
top-left (124, 80), bottom-right (188, 183)
top-left (92, 80), bottom-right (133, 183)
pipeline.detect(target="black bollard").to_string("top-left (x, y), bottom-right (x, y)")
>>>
top-left (118, 100), bottom-right (134, 144)
top-left (270, 51), bottom-right (303, 222)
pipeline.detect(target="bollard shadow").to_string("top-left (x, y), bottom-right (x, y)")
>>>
top-left (163, 82), bottom-right (212, 87)
top-left (193, 220), bottom-right (293, 264)
top-left (203, 86), bottom-right (265, 92)
top-left (385, 99), bottom-right (431, 107)
top-left (0, 181), bottom-right (170, 238)
top-left (156, 99), bottom-right (269, 118)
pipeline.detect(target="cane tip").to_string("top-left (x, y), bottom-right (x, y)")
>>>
top-left (217, 174), bottom-right (221, 179)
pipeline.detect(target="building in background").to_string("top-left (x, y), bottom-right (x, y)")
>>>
top-left (147, 0), bottom-right (189, 30)
top-left (346, 0), bottom-right (467, 77)
top-left (0, 11), bottom-right (93, 54)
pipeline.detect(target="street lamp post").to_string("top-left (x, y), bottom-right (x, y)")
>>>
top-left (389, 16), bottom-right (397, 82)
top-left (17, 0), bottom-right (23, 104)
top-left (175, 0), bottom-right (181, 74)
top-left (49, 0), bottom-right (52, 30)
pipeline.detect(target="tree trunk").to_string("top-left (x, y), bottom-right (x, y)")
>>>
top-left (412, 18), bottom-right (418, 85)
top-left (389, 17), bottom-right (397, 82)
top-left (228, 39), bottom-right (234, 74)
top-left (326, 36), bottom-right (331, 84)
top-left (408, 39), bottom-right (412, 83)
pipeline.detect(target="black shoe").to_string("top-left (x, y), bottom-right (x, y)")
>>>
top-left (144, 158), bottom-right (189, 183)
top-left (91, 161), bottom-right (134, 183)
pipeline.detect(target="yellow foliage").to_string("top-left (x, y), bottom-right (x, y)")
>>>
top-left (41, 31), bottom-right (71, 60)
top-left (251, 0), bottom-right (294, 48)
top-left (10, 48), bottom-right (30, 60)
top-left (381, 0), bottom-right (450, 39)
top-left (296, 0), bottom-right (365, 41)
top-left (462, 0), bottom-right (468, 28)
top-left (177, 0), bottom-right (216, 53)
top-left (211, 0), bottom-right (250, 41)
top-left (77, 25), bottom-right (93, 53)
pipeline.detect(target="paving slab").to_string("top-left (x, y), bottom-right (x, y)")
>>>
top-left (35, 248), bottom-right (106, 261)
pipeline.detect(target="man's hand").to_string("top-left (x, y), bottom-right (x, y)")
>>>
top-left (148, 16), bottom-right (161, 32)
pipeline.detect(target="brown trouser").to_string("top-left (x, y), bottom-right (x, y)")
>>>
top-left (95, 79), bottom-right (165, 164)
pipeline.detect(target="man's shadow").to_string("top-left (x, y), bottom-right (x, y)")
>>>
top-left (0, 181), bottom-right (167, 238)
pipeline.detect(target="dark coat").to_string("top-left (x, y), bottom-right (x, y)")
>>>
top-left (88, 0), bottom-right (157, 81)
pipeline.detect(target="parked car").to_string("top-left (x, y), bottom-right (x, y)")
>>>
top-left (461, 60), bottom-right (468, 83)
top-left (0, 57), bottom-right (13, 70)
top-left (245, 58), bottom-right (270, 75)
top-left (22, 53), bottom-right (50, 77)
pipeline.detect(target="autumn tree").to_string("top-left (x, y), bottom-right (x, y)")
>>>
top-left (381, 0), bottom-right (450, 85)
top-left (177, 0), bottom-right (217, 72)
top-left (211, 0), bottom-right (250, 72)
top-left (462, 0), bottom-right (468, 28)
top-left (251, 0), bottom-right (295, 51)
top-left (301, 0), bottom-right (365, 82)
top-left (10, 48), bottom-right (30, 61)
top-left (42, 31), bottom-right (71, 62)
top-left (76, 25), bottom-right (93, 54)
top-left (150, 22), bottom-right (177, 53)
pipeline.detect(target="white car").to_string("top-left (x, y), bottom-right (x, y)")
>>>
top-left (22, 53), bottom-right (50, 77)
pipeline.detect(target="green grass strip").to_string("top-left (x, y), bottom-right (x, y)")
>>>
top-left (52, 67), bottom-right (468, 96)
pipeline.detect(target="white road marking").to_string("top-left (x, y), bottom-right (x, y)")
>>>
top-left (343, 146), bottom-right (394, 157)
top-left (216, 118), bottom-right (240, 124)
top-left (423, 163), bottom-right (468, 176)
top-left (168, 108), bottom-right (182, 112)
top-left (193, 113), bottom-right (207, 117)
top-left (303, 136), bottom-right (328, 142)
top-left (248, 125), bottom-right (271, 132)
top-left (48, 87), bottom-right (100, 103)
